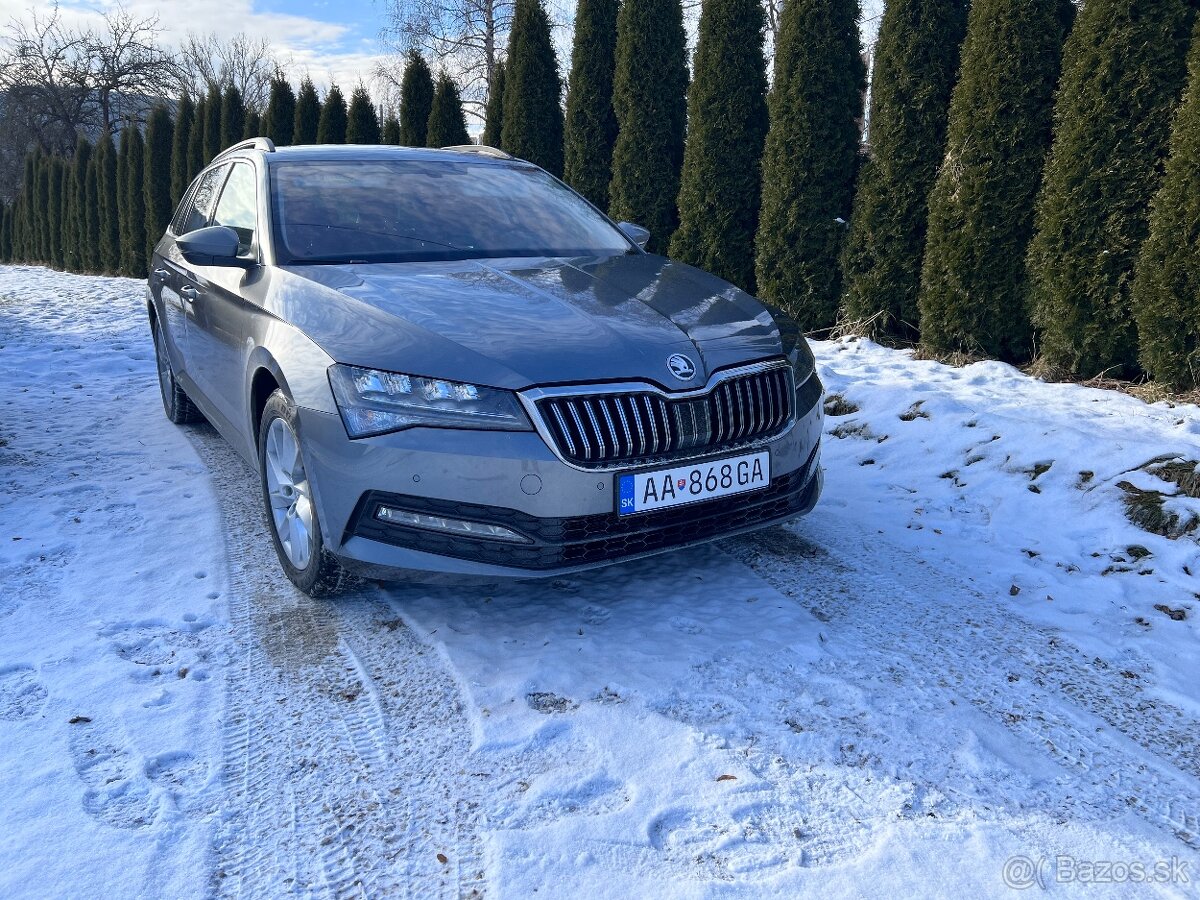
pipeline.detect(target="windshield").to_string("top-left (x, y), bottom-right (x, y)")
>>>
top-left (269, 158), bottom-right (634, 264)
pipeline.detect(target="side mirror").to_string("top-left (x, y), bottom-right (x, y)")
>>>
top-left (618, 222), bottom-right (650, 250)
top-left (177, 225), bottom-right (254, 268)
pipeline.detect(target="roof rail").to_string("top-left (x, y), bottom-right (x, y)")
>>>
top-left (443, 144), bottom-right (513, 160)
top-left (213, 137), bottom-right (276, 161)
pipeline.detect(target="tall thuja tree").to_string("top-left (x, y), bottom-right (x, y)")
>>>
top-left (919, 0), bottom-right (1074, 361)
top-left (608, 0), bottom-right (688, 253)
top-left (59, 152), bottom-right (73, 269)
top-left (317, 84), bottom-right (348, 143)
top-left (501, 0), bottom-right (565, 175)
top-left (68, 138), bottom-right (92, 271)
top-left (117, 123), bottom-right (135, 273)
top-left (0, 205), bottom-right (11, 262)
top-left (670, 0), bottom-right (769, 291)
top-left (426, 75), bottom-right (471, 147)
top-left (841, 0), bottom-right (969, 341)
top-left (563, 0), bottom-right (618, 208)
top-left (122, 126), bottom-right (147, 277)
top-left (11, 198), bottom-right (25, 263)
top-left (18, 152), bottom-right (36, 261)
top-left (145, 105), bottom-right (175, 264)
top-left (755, 0), bottom-right (865, 330)
top-left (171, 93), bottom-right (195, 205)
top-left (96, 132), bottom-right (121, 273)
top-left (35, 152), bottom-right (51, 262)
top-left (399, 52), bottom-right (435, 147)
top-left (293, 78), bottom-right (321, 144)
top-left (265, 76), bottom-right (296, 146)
top-left (346, 86), bottom-right (382, 143)
top-left (382, 114), bottom-right (402, 144)
top-left (203, 83), bottom-right (223, 163)
top-left (1028, 0), bottom-right (1196, 379)
top-left (1132, 21), bottom-right (1200, 390)
top-left (83, 154), bottom-right (101, 271)
top-left (188, 93), bottom-right (209, 180)
top-left (243, 109), bottom-right (262, 138)
top-left (482, 62), bottom-right (506, 147)
top-left (220, 84), bottom-right (246, 151)
top-left (48, 156), bottom-right (64, 268)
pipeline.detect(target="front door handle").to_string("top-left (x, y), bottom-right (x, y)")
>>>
top-left (179, 285), bottom-right (199, 303)
top-left (152, 268), bottom-right (170, 281)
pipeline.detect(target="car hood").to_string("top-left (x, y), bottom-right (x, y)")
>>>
top-left (273, 253), bottom-right (795, 391)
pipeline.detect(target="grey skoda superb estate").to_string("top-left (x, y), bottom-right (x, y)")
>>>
top-left (148, 140), bottom-right (824, 595)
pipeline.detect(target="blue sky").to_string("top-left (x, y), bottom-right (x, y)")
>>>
top-left (255, 0), bottom-right (383, 45)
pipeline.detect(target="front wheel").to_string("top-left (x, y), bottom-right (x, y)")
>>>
top-left (258, 390), bottom-right (346, 596)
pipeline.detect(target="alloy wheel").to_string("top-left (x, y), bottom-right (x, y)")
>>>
top-left (264, 417), bottom-right (315, 570)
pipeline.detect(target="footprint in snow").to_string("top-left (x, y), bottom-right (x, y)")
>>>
top-left (68, 718), bottom-right (155, 830)
top-left (0, 666), bottom-right (48, 721)
top-left (145, 750), bottom-right (209, 796)
top-left (669, 617), bottom-right (703, 635)
top-left (509, 774), bottom-right (628, 829)
top-left (581, 605), bottom-right (611, 626)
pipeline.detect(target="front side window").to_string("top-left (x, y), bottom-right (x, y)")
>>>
top-left (178, 164), bottom-right (228, 235)
top-left (211, 163), bottom-right (258, 255)
top-left (269, 159), bottom-right (634, 264)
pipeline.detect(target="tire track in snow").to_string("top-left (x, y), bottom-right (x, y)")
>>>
top-left (723, 519), bottom-right (1200, 851)
top-left (187, 424), bottom-right (484, 898)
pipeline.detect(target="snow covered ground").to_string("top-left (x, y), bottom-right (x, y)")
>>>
top-left (1, 264), bottom-right (1198, 899)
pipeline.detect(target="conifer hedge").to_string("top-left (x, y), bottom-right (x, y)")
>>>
top-left (317, 85), bottom-right (348, 144)
top-left (608, 0), bottom-right (687, 253)
top-left (1131, 21), bottom-right (1200, 390)
top-left (501, 0), bottom-right (565, 176)
top-left (426, 75), bottom-right (471, 147)
top-left (346, 86), bottom-right (381, 144)
top-left (754, 0), bottom-right (865, 329)
top-left (841, 0), bottom-right (969, 341)
top-left (670, 0), bottom-right (768, 291)
top-left (482, 62), bottom-right (506, 148)
top-left (1028, 0), bottom-right (1196, 378)
top-left (294, 78), bottom-right (322, 144)
top-left (399, 53), bottom-right (435, 147)
top-left (563, 0), bottom-right (618, 209)
top-left (918, 0), bottom-right (1074, 361)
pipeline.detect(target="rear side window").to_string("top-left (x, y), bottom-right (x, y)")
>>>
top-left (177, 165), bottom-right (228, 235)
top-left (211, 163), bottom-right (258, 255)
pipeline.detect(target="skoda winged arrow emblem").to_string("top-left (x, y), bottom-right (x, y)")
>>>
top-left (667, 354), bottom-right (697, 381)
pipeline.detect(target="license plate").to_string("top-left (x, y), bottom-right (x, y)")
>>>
top-left (618, 451), bottom-right (770, 516)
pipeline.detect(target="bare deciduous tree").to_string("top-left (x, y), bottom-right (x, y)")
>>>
top-left (0, 5), bottom-right (90, 153)
top-left (83, 6), bottom-right (178, 131)
top-left (0, 3), bottom-right (177, 146)
top-left (175, 32), bottom-right (284, 112)
top-left (380, 0), bottom-right (514, 118)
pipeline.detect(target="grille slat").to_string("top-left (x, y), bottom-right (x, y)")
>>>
top-left (549, 402), bottom-right (578, 458)
top-left (567, 401), bottom-right (592, 461)
top-left (626, 395), bottom-right (646, 456)
top-left (537, 365), bottom-right (797, 469)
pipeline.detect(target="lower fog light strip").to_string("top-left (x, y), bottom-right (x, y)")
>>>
top-left (375, 505), bottom-right (532, 544)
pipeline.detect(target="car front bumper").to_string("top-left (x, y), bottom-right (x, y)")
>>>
top-left (295, 382), bottom-right (824, 582)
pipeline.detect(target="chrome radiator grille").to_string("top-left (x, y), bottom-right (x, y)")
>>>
top-left (534, 365), bottom-right (795, 468)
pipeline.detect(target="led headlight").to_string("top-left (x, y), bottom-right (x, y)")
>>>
top-left (328, 364), bottom-right (532, 438)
